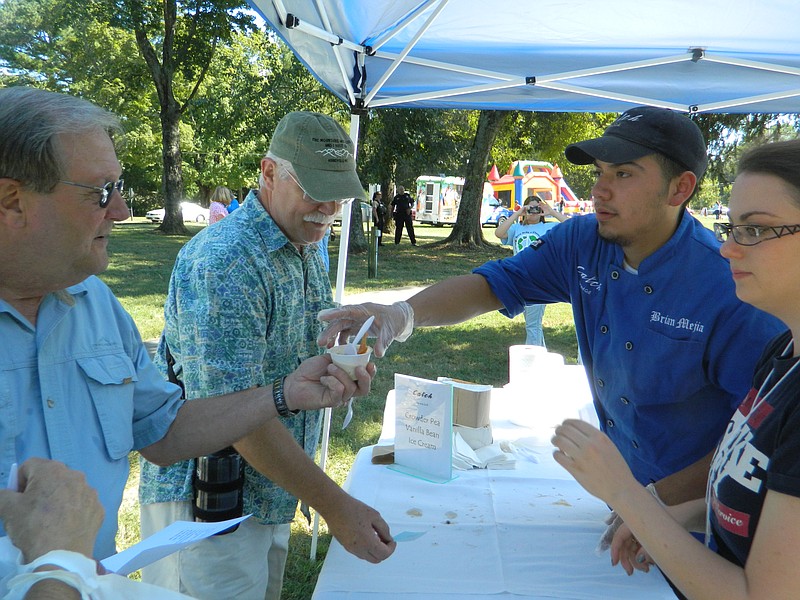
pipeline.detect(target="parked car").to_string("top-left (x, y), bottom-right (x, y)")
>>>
top-left (481, 203), bottom-right (514, 227)
top-left (146, 202), bottom-right (210, 224)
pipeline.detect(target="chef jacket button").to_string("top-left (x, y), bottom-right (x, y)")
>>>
top-left (606, 419), bottom-right (615, 428)
top-left (611, 270), bottom-right (620, 280)
top-left (597, 378), bottom-right (605, 388)
top-left (47, 398), bottom-right (55, 408)
top-left (625, 341), bottom-right (634, 351)
top-left (644, 284), bottom-right (654, 294)
top-left (632, 440), bottom-right (639, 449)
top-left (620, 396), bottom-right (630, 405)
top-left (600, 325), bottom-right (609, 334)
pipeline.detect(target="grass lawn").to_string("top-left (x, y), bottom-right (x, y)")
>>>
top-left (105, 213), bottom-right (719, 598)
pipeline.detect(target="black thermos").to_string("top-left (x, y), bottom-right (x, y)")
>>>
top-left (192, 446), bottom-right (245, 535)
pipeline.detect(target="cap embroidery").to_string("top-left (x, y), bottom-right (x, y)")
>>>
top-left (316, 148), bottom-right (354, 159)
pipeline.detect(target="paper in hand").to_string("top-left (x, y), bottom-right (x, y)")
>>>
top-left (101, 515), bottom-right (251, 575)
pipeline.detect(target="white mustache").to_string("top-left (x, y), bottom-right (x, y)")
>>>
top-left (304, 213), bottom-right (334, 225)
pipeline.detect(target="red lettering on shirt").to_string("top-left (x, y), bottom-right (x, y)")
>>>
top-left (747, 402), bottom-right (773, 429)
top-left (737, 388), bottom-right (758, 415)
top-left (737, 387), bottom-right (773, 429)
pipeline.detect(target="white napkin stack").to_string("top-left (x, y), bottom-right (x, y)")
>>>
top-left (452, 429), bottom-right (516, 470)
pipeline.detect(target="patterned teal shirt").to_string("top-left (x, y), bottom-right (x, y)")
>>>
top-left (138, 191), bottom-right (334, 524)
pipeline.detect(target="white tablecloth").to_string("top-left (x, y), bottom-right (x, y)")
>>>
top-left (313, 366), bottom-right (675, 600)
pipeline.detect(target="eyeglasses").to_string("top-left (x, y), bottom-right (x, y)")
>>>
top-left (59, 179), bottom-right (124, 208)
top-left (714, 222), bottom-right (800, 246)
top-left (283, 168), bottom-right (353, 206)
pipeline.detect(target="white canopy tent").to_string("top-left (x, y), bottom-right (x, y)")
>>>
top-left (247, 0), bottom-right (800, 557)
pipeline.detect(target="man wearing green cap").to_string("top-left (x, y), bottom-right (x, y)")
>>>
top-left (138, 112), bottom-right (395, 599)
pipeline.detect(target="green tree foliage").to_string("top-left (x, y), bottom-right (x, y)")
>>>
top-left (490, 111), bottom-right (615, 200)
top-left (184, 29), bottom-right (338, 201)
top-left (0, 0), bottom-right (163, 207)
top-left (359, 108), bottom-right (473, 195)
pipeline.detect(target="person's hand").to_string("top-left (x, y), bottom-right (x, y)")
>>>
top-left (538, 200), bottom-right (559, 218)
top-left (551, 419), bottom-right (638, 506)
top-left (610, 522), bottom-right (655, 575)
top-left (317, 301), bottom-right (414, 358)
top-left (284, 353), bottom-right (376, 412)
top-left (0, 458), bottom-right (104, 563)
top-left (323, 495), bottom-right (397, 564)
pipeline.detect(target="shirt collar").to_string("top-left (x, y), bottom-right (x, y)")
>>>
top-left (243, 189), bottom-right (293, 254)
top-left (636, 210), bottom-right (694, 272)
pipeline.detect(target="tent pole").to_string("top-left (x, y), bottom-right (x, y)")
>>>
top-left (311, 111), bottom-right (362, 561)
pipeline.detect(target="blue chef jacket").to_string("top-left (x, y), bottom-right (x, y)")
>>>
top-left (475, 211), bottom-right (785, 484)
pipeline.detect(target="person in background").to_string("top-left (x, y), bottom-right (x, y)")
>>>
top-left (227, 195), bottom-right (240, 213)
top-left (494, 195), bottom-right (568, 347)
top-left (552, 138), bottom-right (800, 600)
top-left (208, 185), bottom-right (233, 224)
top-left (139, 111), bottom-right (394, 600)
top-left (372, 190), bottom-right (386, 246)
top-left (391, 185), bottom-right (416, 245)
top-left (0, 86), bottom-right (371, 575)
top-left (318, 106), bottom-right (783, 541)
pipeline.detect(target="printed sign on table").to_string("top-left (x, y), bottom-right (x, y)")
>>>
top-left (390, 373), bottom-right (454, 483)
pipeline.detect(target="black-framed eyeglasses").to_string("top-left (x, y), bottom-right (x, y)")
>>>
top-left (58, 179), bottom-right (124, 208)
top-left (714, 222), bottom-right (800, 246)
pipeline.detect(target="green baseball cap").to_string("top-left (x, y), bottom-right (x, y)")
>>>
top-left (268, 111), bottom-right (365, 202)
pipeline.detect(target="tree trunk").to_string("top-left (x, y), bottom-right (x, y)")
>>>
top-left (348, 199), bottom-right (368, 253)
top-left (159, 103), bottom-right (188, 234)
top-left (441, 110), bottom-right (510, 247)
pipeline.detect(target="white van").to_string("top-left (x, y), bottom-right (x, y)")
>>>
top-left (414, 175), bottom-right (464, 226)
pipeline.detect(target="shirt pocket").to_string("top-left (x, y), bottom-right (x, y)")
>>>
top-left (634, 327), bottom-right (707, 406)
top-left (77, 354), bottom-right (138, 460)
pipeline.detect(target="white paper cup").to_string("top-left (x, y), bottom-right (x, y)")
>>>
top-left (508, 344), bottom-right (547, 385)
top-left (327, 345), bottom-right (372, 379)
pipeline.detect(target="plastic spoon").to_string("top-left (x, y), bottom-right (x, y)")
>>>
top-left (338, 316), bottom-right (375, 355)
top-left (340, 316), bottom-right (374, 429)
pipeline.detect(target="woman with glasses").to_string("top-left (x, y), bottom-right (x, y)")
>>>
top-left (553, 139), bottom-right (800, 600)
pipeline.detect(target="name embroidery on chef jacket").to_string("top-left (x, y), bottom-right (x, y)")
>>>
top-left (649, 311), bottom-right (705, 333)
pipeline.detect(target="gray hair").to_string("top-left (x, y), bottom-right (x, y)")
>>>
top-left (258, 151), bottom-right (295, 189)
top-left (0, 87), bottom-right (121, 193)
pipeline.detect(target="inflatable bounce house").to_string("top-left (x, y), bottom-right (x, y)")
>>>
top-left (485, 160), bottom-right (586, 215)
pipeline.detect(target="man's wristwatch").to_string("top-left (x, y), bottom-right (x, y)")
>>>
top-left (272, 375), bottom-right (299, 417)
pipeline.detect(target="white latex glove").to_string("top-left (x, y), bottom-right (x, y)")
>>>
top-left (596, 510), bottom-right (623, 555)
top-left (596, 483), bottom-right (662, 555)
top-left (317, 301), bottom-right (414, 358)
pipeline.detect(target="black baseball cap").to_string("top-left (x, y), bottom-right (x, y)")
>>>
top-left (565, 106), bottom-right (708, 179)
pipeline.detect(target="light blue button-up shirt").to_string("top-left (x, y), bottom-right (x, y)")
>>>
top-left (138, 191), bottom-right (333, 524)
top-left (0, 278), bottom-right (184, 558)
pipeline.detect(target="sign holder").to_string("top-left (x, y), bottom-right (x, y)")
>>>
top-left (389, 374), bottom-right (455, 484)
